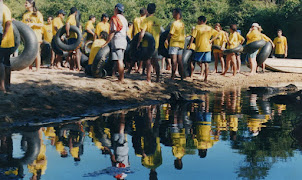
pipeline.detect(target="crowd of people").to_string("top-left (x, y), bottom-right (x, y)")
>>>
top-left (0, 1), bottom-right (289, 93)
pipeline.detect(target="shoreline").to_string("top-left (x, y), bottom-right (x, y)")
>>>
top-left (1, 68), bottom-right (302, 125)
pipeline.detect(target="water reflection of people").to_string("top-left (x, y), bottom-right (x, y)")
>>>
top-left (28, 128), bottom-right (47, 180)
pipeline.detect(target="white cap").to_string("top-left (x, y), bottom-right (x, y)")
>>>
top-left (251, 23), bottom-right (260, 28)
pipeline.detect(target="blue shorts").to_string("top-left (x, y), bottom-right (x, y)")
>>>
top-left (67, 38), bottom-right (77, 45)
top-left (194, 51), bottom-right (211, 63)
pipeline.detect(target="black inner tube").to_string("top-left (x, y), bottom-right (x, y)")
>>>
top-left (256, 42), bottom-right (272, 66)
top-left (130, 32), bottom-right (155, 61)
top-left (10, 21), bottom-right (39, 71)
top-left (54, 25), bottom-right (83, 52)
top-left (158, 30), bottom-right (169, 58)
top-left (243, 40), bottom-right (266, 54)
top-left (223, 44), bottom-right (244, 55)
top-left (92, 45), bottom-right (111, 78)
top-left (10, 24), bottom-right (21, 55)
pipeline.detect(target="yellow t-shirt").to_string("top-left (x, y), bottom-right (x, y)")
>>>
top-left (22, 11), bottom-right (43, 43)
top-left (196, 124), bottom-right (214, 150)
top-left (133, 16), bottom-right (146, 36)
top-left (95, 21), bottom-right (110, 36)
top-left (52, 17), bottom-right (64, 36)
top-left (169, 20), bottom-right (185, 48)
top-left (66, 14), bottom-right (77, 39)
top-left (85, 20), bottom-right (95, 32)
top-left (1, 4), bottom-right (14, 48)
top-left (261, 33), bottom-right (271, 42)
top-left (246, 29), bottom-right (262, 45)
top-left (141, 16), bottom-right (161, 49)
top-left (213, 30), bottom-right (227, 53)
top-left (127, 25), bottom-right (133, 40)
top-left (88, 39), bottom-right (106, 65)
top-left (273, 36), bottom-right (287, 55)
top-left (141, 137), bottom-right (162, 169)
top-left (192, 24), bottom-right (217, 52)
top-left (227, 31), bottom-right (244, 49)
top-left (42, 23), bottom-right (53, 43)
top-left (27, 144), bottom-right (47, 176)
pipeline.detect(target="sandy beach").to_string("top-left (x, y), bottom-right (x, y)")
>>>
top-left (1, 67), bottom-right (302, 124)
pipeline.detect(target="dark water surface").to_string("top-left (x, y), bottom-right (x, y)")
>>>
top-left (1, 88), bottom-right (302, 180)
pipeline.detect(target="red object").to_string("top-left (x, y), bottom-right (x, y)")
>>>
top-left (110, 15), bottom-right (123, 32)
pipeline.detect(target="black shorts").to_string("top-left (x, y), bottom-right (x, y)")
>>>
top-left (0, 48), bottom-right (11, 66)
top-left (275, 54), bottom-right (285, 58)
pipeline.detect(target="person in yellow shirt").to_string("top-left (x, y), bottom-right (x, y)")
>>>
top-left (188, 16), bottom-right (218, 82)
top-left (165, 8), bottom-right (185, 80)
top-left (246, 23), bottom-right (262, 75)
top-left (95, 13), bottom-right (110, 39)
top-left (85, 15), bottom-right (96, 41)
top-left (213, 23), bottom-right (227, 74)
top-left (273, 29), bottom-right (288, 58)
top-left (0, 1), bottom-right (14, 93)
top-left (23, 0), bottom-right (44, 71)
top-left (222, 24), bottom-right (245, 76)
top-left (42, 16), bottom-right (54, 67)
top-left (85, 31), bottom-right (108, 75)
top-left (133, 8), bottom-right (146, 36)
top-left (137, 3), bottom-right (161, 83)
top-left (127, 22), bottom-right (133, 40)
top-left (66, 7), bottom-right (81, 71)
top-left (52, 9), bottom-right (65, 69)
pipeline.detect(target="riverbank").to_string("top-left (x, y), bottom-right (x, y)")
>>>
top-left (1, 68), bottom-right (302, 124)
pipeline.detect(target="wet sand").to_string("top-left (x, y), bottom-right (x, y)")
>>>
top-left (1, 67), bottom-right (302, 124)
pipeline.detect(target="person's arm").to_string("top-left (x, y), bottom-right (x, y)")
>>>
top-left (66, 22), bottom-right (70, 37)
top-left (101, 27), bottom-right (115, 48)
top-left (165, 33), bottom-right (172, 48)
top-left (2, 21), bottom-right (11, 40)
top-left (86, 28), bottom-right (95, 36)
top-left (32, 12), bottom-right (44, 28)
top-left (137, 29), bottom-right (145, 49)
top-left (210, 29), bottom-right (219, 44)
top-left (284, 37), bottom-right (288, 57)
top-left (188, 36), bottom-right (194, 49)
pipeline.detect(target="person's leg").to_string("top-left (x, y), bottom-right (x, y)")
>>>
top-left (161, 57), bottom-right (165, 72)
top-left (3, 49), bottom-right (11, 91)
top-left (117, 60), bottom-right (124, 82)
top-left (204, 63), bottom-right (209, 82)
top-left (236, 55), bottom-right (241, 73)
top-left (249, 57), bottom-right (257, 75)
top-left (262, 62), bottom-right (265, 72)
top-left (146, 59), bottom-right (152, 82)
top-left (166, 58), bottom-right (171, 71)
top-left (171, 54), bottom-right (177, 79)
top-left (221, 54), bottom-right (231, 75)
top-left (231, 54), bottom-right (237, 76)
top-left (76, 49), bottom-right (81, 71)
top-left (190, 61), bottom-right (195, 78)
top-left (214, 52), bottom-right (219, 73)
top-left (151, 58), bottom-right (160, 82)
top-left (0, 63), bottom-right (5, 92)
top-left (35, 44), bottom-right (41, 71)
top-left (177, 53), bottom-right (184, 80)
top-left (219, 53), bottom-right (225, 73)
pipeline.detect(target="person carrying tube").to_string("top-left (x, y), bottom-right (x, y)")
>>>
top-left (0, 0), bottom-right (14, 93)
top-left (52, 9), bottom-right (65, 69)
top-left (212, 23), bottom-right (227, 74)
top-left (23, 0), bottom-right (44, 71)
top-left (42, 16), bottom-right (53, 66)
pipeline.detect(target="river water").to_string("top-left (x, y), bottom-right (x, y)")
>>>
top-left (1, 88), bottom-right (302, 180)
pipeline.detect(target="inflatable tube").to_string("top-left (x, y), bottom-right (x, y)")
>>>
top-left (182, 49), bottom-right (193, 77)
top-left (40, 40), bottom-right (52, 64)
top-left (51, 38), bottom-right (68, 57)
top-left (92, 45), bottom-right (110, 78)
top-left (212, 45), bottom-right (222, 50)
top-left (160, 26), bottom-right (165, 34)
top-left (256, 42), bottom-right (272, 66)
top-left (10, 21), bottom-right (38, 71)
top-left (124, 37), bottom-right (131, 63)
top-left (184, 36), bottom-right (191, 51)
top-left (0, 131), bottom-right (41, 167)
top-left (223, 44), bottom-right (244, 55)
top-left (10, 24), bottom-right (21, 55)
top-left (54, 25), bottom-right (83, 51)
top-left (130, 32), bottom-right (155, 61)
top-left (84, 41), bottom-right (93, 56)
top-left (158, 30), bottom-right (169, 58)
top-left (80, 53), bottom-right (88, 67)
top-left (243, 40), bottom-right (266, 54)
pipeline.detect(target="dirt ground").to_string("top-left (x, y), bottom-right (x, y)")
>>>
top-left (1, 67), bottom-right (302, 124)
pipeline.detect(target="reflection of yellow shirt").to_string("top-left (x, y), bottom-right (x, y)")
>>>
top-left (171, 129), bottom-right (186, 159)
top-left (141, 16), bottom-right (161, 48)
top-left (44, 127), bottom-right (56, 137)
top-left (213, 30), bottom-right (227, 53)
top-left (228, 115), bottom-right (238, 132)
top-left (196, 124), bottom-right (214, 150)
top-left (22, 11), bottom-right (44, 43)
top-left (273, 36), bottom-right (287, 55)
top-left (66, 14), bottom-right (77, 39)
top-left (42, 24), bottom-right (53, 43)
top-left (88, 39), bottom-right (106, 65)
top-left (142, 137), bottom-right (162, 169)
top-left (95, 21), bottom-right (110, 36)
top-left (248, 118), bottom-right (264, 132)
top-left (228, 31), bottom-right (244, 49)
top-left (246, 29), bottom-right (262, 45)
top-left (28, 143), bottom-right (47, 176)
top-left (1, 4), bottom-right (14, 48)
top-left (169, 20), bottom-right (185, 48)
top-left (133, 16), bottom-right (146, 36)
top-left (192, 24), bottom-right (217, 52)
top-left (55, 140), bottom-right (65, 154)
top-left (52, 17), bottom-right (63, 36)
top-left (70, 147), bottom-right (79, 158)
top-left (89, 127), bottom-right (105, 150)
